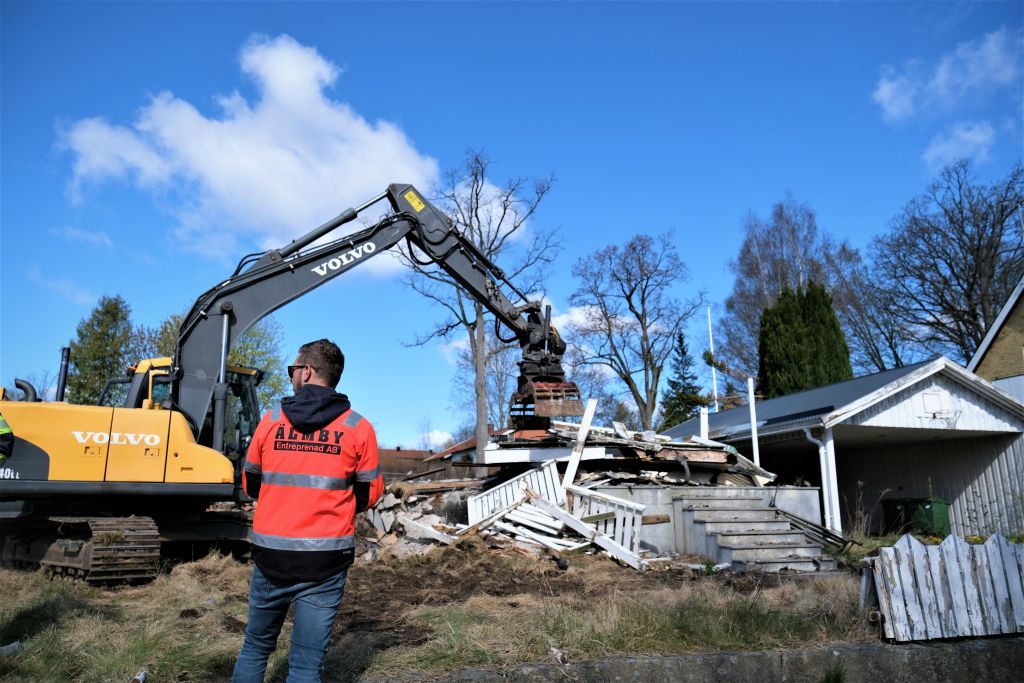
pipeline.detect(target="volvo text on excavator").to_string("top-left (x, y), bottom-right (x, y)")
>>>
top-left (0, 184), bottom-right (584, 582)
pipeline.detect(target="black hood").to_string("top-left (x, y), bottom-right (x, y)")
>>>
top-left (281, 384), bottom-right (351, 433)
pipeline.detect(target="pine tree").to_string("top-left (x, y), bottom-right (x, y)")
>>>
top-left (66, 295), bottom-right (134, 405)
top-left (757, 283), bottom-right (852, 399)
top-left (658, 333), bottom-right (708, 430)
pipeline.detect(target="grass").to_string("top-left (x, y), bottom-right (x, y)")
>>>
top-left (0, 553), bottom-right (254, 682)
top-left (0, 550), bottom-right (877, 681)
top-left (365, 574), bottom-right (873, 678)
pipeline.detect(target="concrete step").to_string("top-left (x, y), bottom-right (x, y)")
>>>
top-left (691, 509), bottom-right (783, 522)
top-left (697, 520), bottom-right (793, 534)
top-left (714, 530), bottom-right (808, 546)
top-left (672, 487), bottom-right (768, 498)
top-left (675, 497), bottom-right (766, 510)
top-left (718, 543), bottom-right (823, 564)
top-left (733, 556), bottom-right (838, 573)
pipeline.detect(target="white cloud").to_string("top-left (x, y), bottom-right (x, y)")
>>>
top-left (51, 226), bottom-right (113, 248)
top-left (930, 27), bottom-right (1022, 103)
top-left (416, 429), bottom-right (453, 450)
top-left (62, 34), bottom-right (439, 267)
top-left (439, 335), bottom-right (469, 366)
top-left (28, 265), bottom-right (96, 306)
top-left (872, 64), bottom-right (923, 123)
top-left (922, 121), bottom-right (995, 171)
top-left (872, 27), bottom-right (1023, 122)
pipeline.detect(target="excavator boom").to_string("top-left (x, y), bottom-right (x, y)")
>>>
top-left (170, 184), bottom-right (582, 446)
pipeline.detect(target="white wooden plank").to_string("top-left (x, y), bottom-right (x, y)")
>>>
top-left (984, 535), bottom-right (1014, 634)
top-left (951, 536), bottom-right (985, 636)
top-left (492, 521), bottom-right (565, 551)
top-left (871, 555), bottom-right (895, 640)
top-left (925, 545), bottom-right (956, 638)
top-left (858, 562), bottom-right (876, 613)
top-left (878, 548), bottom-right (911, 641)
top-left (560, 399), bottom-right (597, 490)
top-left (892, 536), bottom-right (926, 640)
top-left (971, 543), bottom-right (1002, 634)
top-left (457, 497), bottom-right (528, 537)
top-left (527, 492), bottom-right (645, 570)
top-left (995, 535), bottom-right (1024, 632)
top-left (940, 536), bottom-right (972, 637)
top-left (564, 484), bottom-right (648, 510)
top-left (505, 511), bottom-right (564, 535)
top-left (907, 536), bottom-right (943, 640)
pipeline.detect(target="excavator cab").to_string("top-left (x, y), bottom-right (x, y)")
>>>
top-left (98, 358), bottom-right (263, 459)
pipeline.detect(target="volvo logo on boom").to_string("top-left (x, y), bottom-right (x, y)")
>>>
top-left (311, 243), bottom-right (376, 276)
top-left (72, 432), bottom-right (161, 446)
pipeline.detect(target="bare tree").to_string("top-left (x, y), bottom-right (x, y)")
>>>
top-left (824, 244), bottom-right (920, 372)
top-left (720, 195), bottom-right (846, 377)
top-left (871, 160), bottom-right (1024, 364)
top-left (568, 233), bottom-right (704, 431)
top-left (718, 193), bottom-right (916, 376)
top-left (449, 328), bottom-right (520, 430)
top-left (397, 151), bottom-right (559, 458)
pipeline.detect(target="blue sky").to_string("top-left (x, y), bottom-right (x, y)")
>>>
top-left (2, 1), bottom-right (1022, 448)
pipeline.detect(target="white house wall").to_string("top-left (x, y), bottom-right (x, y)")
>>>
top-left (848, 374), bottom-right (1022, 432)
top-left (839, 434), bottom-right (1024, 536)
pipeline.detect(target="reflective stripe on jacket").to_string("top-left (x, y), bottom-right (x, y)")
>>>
top-left (243, 405), bottom-right (383, 581)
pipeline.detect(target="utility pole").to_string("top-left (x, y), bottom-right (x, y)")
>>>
top-left (707, 304), bottom-right (719, 412)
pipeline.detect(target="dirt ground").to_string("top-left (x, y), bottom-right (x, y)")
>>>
top-left (334, 538), bottom-right (783, 659)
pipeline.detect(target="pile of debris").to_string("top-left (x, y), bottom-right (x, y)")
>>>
top-left (363, 401), bottom-right (773, 570)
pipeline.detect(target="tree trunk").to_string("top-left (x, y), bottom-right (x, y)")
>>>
top-left (473, 304), bottom-right (489, 462)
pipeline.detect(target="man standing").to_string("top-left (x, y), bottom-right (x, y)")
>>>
top-left (233, 339), bottom-right (383, 682)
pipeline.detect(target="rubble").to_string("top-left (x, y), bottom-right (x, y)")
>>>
top-left (360, 401), bottom-right (780, 571)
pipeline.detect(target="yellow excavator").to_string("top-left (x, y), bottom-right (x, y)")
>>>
top-left (0, 184), bottom-right (583, 582)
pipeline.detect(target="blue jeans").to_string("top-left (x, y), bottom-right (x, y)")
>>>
top-left (232, 564), bottom-right (348, 683)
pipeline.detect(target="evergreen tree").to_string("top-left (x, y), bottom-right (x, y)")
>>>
top-left (757, 283), bottom-right (852, 399)
top-left (66, 295), bottom-right (134, 405)
top-left (658, 333), bottom-right (708, 430)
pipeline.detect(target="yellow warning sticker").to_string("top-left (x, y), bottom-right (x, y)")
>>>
top-left (403, 190), bottom-right (426, 212)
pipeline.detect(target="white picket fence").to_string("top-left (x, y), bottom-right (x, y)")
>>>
top-left (864, 534), bottom-right (1024, 641)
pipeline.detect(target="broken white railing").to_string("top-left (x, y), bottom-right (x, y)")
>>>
top-left (467, 460), bottom-right (565, 524)
top-left (862, 534), bottom-right (1024, 641)
top-left (565, 484), bottom-right (645, 555)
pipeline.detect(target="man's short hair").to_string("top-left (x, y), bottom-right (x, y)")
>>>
top-left (298, 339), bottom-right (345, 388)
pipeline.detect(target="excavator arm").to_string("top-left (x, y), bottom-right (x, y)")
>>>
top-left (168, 184), bottom-right (582, 450)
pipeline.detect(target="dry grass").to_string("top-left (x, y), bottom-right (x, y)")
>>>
top-left (365, 573), bottom-right (874, 678)
top-left (0, 550), bottom-right (877, 682)
top-left (0, 554), bottom-right (255, 682)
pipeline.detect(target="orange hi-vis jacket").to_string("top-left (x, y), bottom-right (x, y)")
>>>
top-left (243, 399), bottom-right (383, 582)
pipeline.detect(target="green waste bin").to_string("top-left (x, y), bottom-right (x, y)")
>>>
top-left (911, 497), bottom-right (951, 537)
top-left (881, 497), bottom-right (951, 536)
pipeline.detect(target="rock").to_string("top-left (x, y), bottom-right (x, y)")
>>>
top-left (399, 513), bottom-right (444, 540)
top-left (381, 510), bottom-right (396, 533)
top-left (380, 534), bottom-right (399, 547)
top-left (0, 641), bottom-right (23, 657)
top-left (379, 493), bottom-right (401, 509)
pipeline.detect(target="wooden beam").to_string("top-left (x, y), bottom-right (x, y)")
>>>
top-left (641, 514), bottom-right (670, 525)
top-left (560, 399), bottom-right (598, 490)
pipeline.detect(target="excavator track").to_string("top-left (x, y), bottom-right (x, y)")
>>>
top-left (2, 516), bottom-right (161, 584)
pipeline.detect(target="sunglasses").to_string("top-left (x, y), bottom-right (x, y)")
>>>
top-left (287, 364), bottom-right (314, 377)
